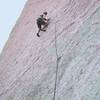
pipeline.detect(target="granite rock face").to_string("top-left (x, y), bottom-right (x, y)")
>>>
top-left (0, 0), bottom-right (100, 100)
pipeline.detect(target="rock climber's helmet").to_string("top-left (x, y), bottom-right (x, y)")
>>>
top-left (43, 12), bottom-right (47, 15)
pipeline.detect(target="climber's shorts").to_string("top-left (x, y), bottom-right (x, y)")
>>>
top-left (37, 21), bottom-right (46, 29)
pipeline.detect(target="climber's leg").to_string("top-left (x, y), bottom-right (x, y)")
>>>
top-left (36, 23), bottom-right (41, 37)
top-left (37, 22), bottom-right (46, 37)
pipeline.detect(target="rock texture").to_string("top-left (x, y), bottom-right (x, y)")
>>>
top-left (0, 0), bottom-right (100, 100)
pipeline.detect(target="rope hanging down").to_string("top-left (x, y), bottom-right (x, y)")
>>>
top-left (53, 22), bottom-right (59, 100)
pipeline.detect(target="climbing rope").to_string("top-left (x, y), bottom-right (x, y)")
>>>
top-left (53, 22), bottom-right (59, 100)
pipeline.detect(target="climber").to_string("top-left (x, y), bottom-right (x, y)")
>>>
top-left (36, 12), bottom-right (49, 37)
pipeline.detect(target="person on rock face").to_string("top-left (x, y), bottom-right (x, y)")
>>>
top-left (36, 12), bottom-right (48, 37)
